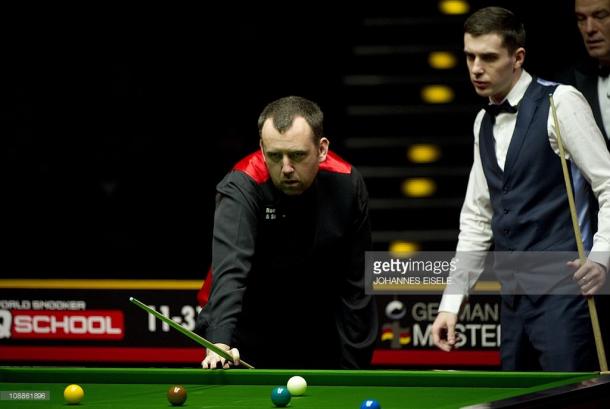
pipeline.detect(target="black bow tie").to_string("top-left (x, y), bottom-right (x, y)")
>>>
top-left (599, 65), bottom-right (610, 78)
top-left (484, 100), bottom-right (518, 118)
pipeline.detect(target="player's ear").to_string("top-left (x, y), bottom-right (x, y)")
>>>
top-left (318, 137), bottom-right (329, 162)
top-left (513, 47), bottom-right (525, 69)
top-left (259, 139), bottom-right (266, 162)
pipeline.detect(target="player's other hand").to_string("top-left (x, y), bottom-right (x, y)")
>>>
top-left (201, 343), bottom-right (241, 369)
top-left (569, 258), bottom-right (607, 297)
top-left (432, 312), bottom-right (458, 352)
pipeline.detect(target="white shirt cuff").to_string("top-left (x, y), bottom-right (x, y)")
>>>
top-left (438, 293), bottom-right (465, 314)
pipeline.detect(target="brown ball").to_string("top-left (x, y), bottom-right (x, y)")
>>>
top-left (167, 385), bottom-right (187, 406)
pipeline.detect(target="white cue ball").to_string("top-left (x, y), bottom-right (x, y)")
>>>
top-left (286, 376), bottom-right (307, 396)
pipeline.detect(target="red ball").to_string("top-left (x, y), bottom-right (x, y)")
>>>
top-left (167, 385), bottom-right (187, 406)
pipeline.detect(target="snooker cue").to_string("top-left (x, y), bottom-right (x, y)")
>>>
top-left (129, 297), bottom-right (255, 369)
top-left (548, 94), bottom-right (608, 372)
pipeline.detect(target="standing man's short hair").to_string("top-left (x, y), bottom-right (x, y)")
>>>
top-left (464, 7), bottom-right (526, 53)
top-left (257, 96), bottom-right (324, 143)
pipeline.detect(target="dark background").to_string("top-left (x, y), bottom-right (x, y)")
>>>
top-left (4, 2), bottom-right (589, 278)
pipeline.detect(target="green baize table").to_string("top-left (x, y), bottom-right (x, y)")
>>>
top-left (1, 367), bottom-right (609, 408)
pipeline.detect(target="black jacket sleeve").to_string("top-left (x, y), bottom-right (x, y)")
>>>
top-left (335, 167), bottom-right (379, 368)
top-left (195, 171), bottom-right (260, 345)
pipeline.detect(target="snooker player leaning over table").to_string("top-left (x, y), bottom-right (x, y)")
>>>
top-left (432, 6), bottom-right (610, 371)
top-left (195, 96), bottom-right (378, 369)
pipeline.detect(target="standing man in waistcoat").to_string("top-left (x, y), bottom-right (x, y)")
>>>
top-left (431, 6), bottom-right (610, 370)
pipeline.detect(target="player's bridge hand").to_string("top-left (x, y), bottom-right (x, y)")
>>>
top-left (569, 258), bottom-right (607, 297)
top-left (201, 343), bottom-right (241, 369)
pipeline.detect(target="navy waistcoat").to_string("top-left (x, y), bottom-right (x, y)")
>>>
top-left (479, 79), bottom-right (578, 295)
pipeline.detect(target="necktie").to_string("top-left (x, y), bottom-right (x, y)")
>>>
top-left (483, 100), bottom-right (518, 118)
top-left (599, 65), bottom-right (610, 78)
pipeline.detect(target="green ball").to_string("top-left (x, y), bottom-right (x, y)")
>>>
top-left (271, 386), bottom-right (291, 407)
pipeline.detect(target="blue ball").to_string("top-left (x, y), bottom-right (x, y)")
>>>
top-left (271, 386), bottom-right (291, 407)
top-left (360, 399), bottom-right (381, 409)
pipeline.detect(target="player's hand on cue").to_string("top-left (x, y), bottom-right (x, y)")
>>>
top-left (432, 311), bottom-right (458, 352)
top-left (201, 343), bottom-right (240, 369)
top-left (569, 258), bottom-right (607, 297)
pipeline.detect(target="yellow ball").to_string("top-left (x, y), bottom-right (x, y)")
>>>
top-left (64, 384), bottom-right (84, 404)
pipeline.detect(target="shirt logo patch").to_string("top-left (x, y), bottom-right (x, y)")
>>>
top-left (265, 207), bottom-right (277, 220)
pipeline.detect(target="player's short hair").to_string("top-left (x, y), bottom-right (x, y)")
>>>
top-left (464, 7), bottom-right (526, 54)
top-left (257, 96), bottom-right (324, 143)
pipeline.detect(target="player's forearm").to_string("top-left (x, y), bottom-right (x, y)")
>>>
top-left (439, 248), bottom-right (488, 314)
top-left (208, 185), bottom-right (258, 332)
top-left (200, 324), bottom-right (235, 346)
